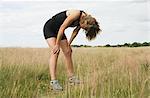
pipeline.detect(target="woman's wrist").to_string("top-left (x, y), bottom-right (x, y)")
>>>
top-left (68, 41), bottom-right (71, 45)
top-left (56, 44), bottom-right (60, 47)
top-left (56, 41), bottom-right (60, 46)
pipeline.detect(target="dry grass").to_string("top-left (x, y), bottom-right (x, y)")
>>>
top-left (0, 47), bottom-right (150, 98)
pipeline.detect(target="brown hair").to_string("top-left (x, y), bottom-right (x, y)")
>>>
top-left (81, 15), bottom-right (101, 40)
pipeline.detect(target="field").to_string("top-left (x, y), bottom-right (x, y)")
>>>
top-left (0, 47), bottom-right (150, 98)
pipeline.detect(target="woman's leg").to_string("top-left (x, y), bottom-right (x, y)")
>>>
top-left (60, 39), bottom-right (80, 84)
top-left (46, 37), bottom-right (59, 80)
top-left (60, 39), bottom-right (74, 77)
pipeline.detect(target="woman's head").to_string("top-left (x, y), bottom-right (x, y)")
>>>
top-left (79, 14), bottom-right (101, 40)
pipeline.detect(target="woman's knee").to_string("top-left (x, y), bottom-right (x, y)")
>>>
top-left (63, 48), bottom-right (72, 57)
top-left (50, 49), bottom-right (60, 56)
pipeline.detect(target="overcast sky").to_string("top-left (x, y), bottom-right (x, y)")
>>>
top-left (0, 0), bottom-right (150, 47)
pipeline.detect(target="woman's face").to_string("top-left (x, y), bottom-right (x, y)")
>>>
top-left (79, 21), bottom-right (88, 30)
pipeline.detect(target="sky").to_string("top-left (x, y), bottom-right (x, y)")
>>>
top-left (0, 0), bottom-right (150, 47)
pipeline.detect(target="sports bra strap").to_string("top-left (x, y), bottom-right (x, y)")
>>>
top-left (79, 10), bottom-right (85, 19)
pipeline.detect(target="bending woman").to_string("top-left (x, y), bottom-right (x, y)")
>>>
top-left (43, 9), bottom-right (101, 91)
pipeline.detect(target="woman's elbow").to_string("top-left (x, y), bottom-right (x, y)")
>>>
top-left (59, 27), bottom-right (65, 34)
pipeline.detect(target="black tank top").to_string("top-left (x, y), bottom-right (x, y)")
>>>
top-left (45, 10), bottom-right (84, 32)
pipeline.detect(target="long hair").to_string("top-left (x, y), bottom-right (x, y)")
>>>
top-left (81, 15), bottom-right (101, 40)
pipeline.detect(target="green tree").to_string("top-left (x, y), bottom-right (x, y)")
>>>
top-left (105, 44), bottom-right (111, 47)
top-left (124, 43), bottom-right (130, 47)
top-left (142, 42), bottom-right (149, 46)
top-left (131, 42), bottom-right (141, 47)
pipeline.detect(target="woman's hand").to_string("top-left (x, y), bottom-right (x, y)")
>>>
top-left (52, 44), bottom-right (60, 54)
top-left (68, 44), bottom-right (72, 53)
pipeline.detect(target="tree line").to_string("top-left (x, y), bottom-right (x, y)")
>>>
top-left (71, 42), bottom-right (150, 47)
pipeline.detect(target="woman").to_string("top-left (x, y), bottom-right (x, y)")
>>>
top-left (43, 9), bottom-right (101, 91)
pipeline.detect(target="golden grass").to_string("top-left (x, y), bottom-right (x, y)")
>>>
top-left (0, 47), bottom-right (150, 98)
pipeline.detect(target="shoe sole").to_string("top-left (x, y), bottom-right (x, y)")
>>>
top-left (51, 88), bottom-right (63, 91)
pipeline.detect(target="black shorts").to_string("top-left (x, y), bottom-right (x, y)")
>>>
top-left (43, 19), bottom-right (67, 40)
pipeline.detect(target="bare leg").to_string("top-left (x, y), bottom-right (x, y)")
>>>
top-left (60, 39), bottom-right (74, 77)
top-left (46, 38), bottom-right (59, 80)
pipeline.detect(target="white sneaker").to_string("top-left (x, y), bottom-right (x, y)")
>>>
top-left (50, 80), bottom-right (63, 91)
top-left (68, 76), bottom-right (80, 85)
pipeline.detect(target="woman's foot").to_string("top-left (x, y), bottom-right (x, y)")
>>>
top-left (50, 80), bottom-right (63, 91)
top-left (68, 75), bottom-right (80, 85)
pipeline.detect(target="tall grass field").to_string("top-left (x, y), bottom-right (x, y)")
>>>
top-left (0, 47), bottom-right (149, 98)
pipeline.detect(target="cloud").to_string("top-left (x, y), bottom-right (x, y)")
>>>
top-left (131, 0), bottom-right (149, 3)
top-left (1, 0), bottom-right (136, 1)
top-left (0, 1), bottom-right (149, 47)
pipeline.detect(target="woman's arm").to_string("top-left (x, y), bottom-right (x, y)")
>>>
top-left (68, 26), bottom-right (81, 45)
top-left (56, 11), bottom-right (81, 45)
top-left (52, 10), bottom-right (81, 54)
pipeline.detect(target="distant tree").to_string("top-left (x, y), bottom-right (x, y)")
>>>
top-left (72, 42), bottom-right (150, 47)
top-left (80, 45), bottom-right (89, 47)
top-left (80, 45), bottom-right (84, 47)
top-left (131, 42), bottom-right (138, 47)
top-left (142, 42), bottom-right (149, 46)
top-left (117, 44), bottom-right (122, 47)
top-left (131, 42), bottom-right (141, 47)
top-left (105, 44), bottom-right (111, 47)
top-left (71, 45), bottom-right (80, 47)
top-left (112, 45), bottom-right (117, 47)
top-left (124, 43), bottom-right (130, 47)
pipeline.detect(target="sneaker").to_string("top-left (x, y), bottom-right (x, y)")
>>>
top-left (68, 76), bottom-right (80, 85)
top-left (50, 80), bottom-right (63, 91)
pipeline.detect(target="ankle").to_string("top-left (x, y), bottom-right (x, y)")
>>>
top-left (51, 77), bottom-right (56, 80)
top-left (68, 74), bottom-right (75, 78)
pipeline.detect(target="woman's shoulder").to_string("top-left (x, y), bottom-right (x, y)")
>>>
top-left (67, 9), bottom-right (81, 12)
top-left (66, 9), bottom-right (82, 16)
